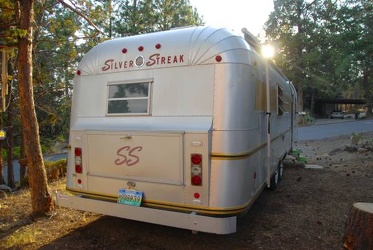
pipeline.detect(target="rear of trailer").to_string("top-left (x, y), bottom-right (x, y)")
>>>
top-left (56, 26), bottom-right (297, 234)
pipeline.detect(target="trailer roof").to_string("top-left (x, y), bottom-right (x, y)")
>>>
top-left (77, 26), bottom-right (255, 76)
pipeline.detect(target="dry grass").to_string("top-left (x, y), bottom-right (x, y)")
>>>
top-left (0, 179), bottom-right (100, 250)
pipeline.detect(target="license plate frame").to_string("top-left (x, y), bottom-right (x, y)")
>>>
top-left (117, 188), bottom-right (143, 207)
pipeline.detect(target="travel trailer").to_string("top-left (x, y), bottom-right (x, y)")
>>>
top-left (56, 26), bottom-right (297, 234)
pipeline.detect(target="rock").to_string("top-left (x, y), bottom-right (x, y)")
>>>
top-left (350, 133), bottom-right (362, 146)
top-left (344, 145), bottom-right (357, 152)
top-left (358, 148), bottom-right (369, 154)
top-left (305, 164), bottom-right (323, 169)
top-left (329, 147), bottom-right (343, 155)
top-left (357, 138), bottom-right (373, 151)
top-left (0, 184), bottom-right (12, 192)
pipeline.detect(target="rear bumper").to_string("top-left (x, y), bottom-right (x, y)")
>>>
top-left (55, 192), bottom-right (237, 234)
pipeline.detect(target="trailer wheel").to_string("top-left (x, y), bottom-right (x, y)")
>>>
top-left (278, 161), bottom-right (284, 181)
top-left (269, 170), bottom-right (279, 191)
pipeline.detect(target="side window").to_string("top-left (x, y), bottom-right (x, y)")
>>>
top-left (107, 81), bottom-right (151, 115)
top-left (277, 85), bottom-right (286, 116)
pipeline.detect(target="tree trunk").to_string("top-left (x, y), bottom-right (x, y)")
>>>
top-left (0, 144), bottom-right (4, 185)
top-left (6, 89), bottom-right (15, 188)
top-left (19, 131), bottom-right (27, 186)
top-left (310, 88), bottom-right (315, 115)
top-left (6, 136), bottom-right (14, 188)
top-left (17, 0), bottom-right (54, 216)
top-left (362, 72), bottom-right (372, 116)
top-left (343, 202), bottom-right (373, 250)
top-left (296, 83), bottom-right (303, 112)
top-left (6, 48), bottom-right (15, 188)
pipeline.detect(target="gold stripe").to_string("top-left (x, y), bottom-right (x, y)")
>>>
top-left (211, 141), bottom-right (266, 160)
top-left (66, 185), bottom-right (265, 216)
top-left (211, 129), bottom-right (291, 159)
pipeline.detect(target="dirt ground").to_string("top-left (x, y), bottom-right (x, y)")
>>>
top-left (0, 132), bottom-right (372, 250)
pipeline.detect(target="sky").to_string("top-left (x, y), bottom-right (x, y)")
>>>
top-left (189, 0), bottom-right (274, 37)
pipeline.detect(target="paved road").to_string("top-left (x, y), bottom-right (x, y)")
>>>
top-left (297, 118), bottom-right (373, 141)
top-left (3, 153), bottom-right (67, 184)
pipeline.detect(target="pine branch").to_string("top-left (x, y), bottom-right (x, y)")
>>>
top-left (56, 0), bottom-right (104, 35)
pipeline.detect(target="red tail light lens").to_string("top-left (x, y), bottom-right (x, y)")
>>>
top-left (191, 154), bottom-right (202, 165)
top-left (191, 154), bottom-right (202, 186)
top-left (191, 175), bottom-right (202, 186)
top-left (75, 147), bottom-right (82, 156)
top-left (75, 147), bottom-right (83, 173)
top-left (75, 164), bottom-right (83, 174)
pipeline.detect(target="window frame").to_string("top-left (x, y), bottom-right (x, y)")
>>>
top-left (277, 85), bottom-right (288, 116)
top-left (106, 80), bottom-right (152, 116)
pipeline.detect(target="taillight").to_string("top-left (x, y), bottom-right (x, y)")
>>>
top-left (191, 154), bottom-right (202, 165)
top-left (191, 154), bottom-right (202, 186)
top-left (75, 147), bottom-right (83, 173)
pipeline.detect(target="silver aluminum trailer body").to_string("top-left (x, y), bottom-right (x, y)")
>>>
top-left (57, 26), bottom-right (297, 234)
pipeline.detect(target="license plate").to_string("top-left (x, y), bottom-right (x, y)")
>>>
top-left (117, 188), bottom-right (143, 207)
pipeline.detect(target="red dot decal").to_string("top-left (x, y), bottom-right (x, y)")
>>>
top-left (215, 55), bottom-right (222, 62)
top-left (138, 46), bottom-right (144, 51)
top-left (155, 43), bottom-right (161, 49)
top-left (77, 70), bottom-right (81, 76)
top-left (122, 48), bottom-right (127, 53)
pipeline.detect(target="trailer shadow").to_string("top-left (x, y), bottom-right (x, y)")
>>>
top-left (38, 177), bottom-right (296, 250)
top-left (39, 194), bottom-right (279, 250)
top-left (39, 159), bottom-right (371, 250)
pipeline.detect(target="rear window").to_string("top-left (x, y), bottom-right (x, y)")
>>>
top-left (107, 81), bottom-right (151, 115)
